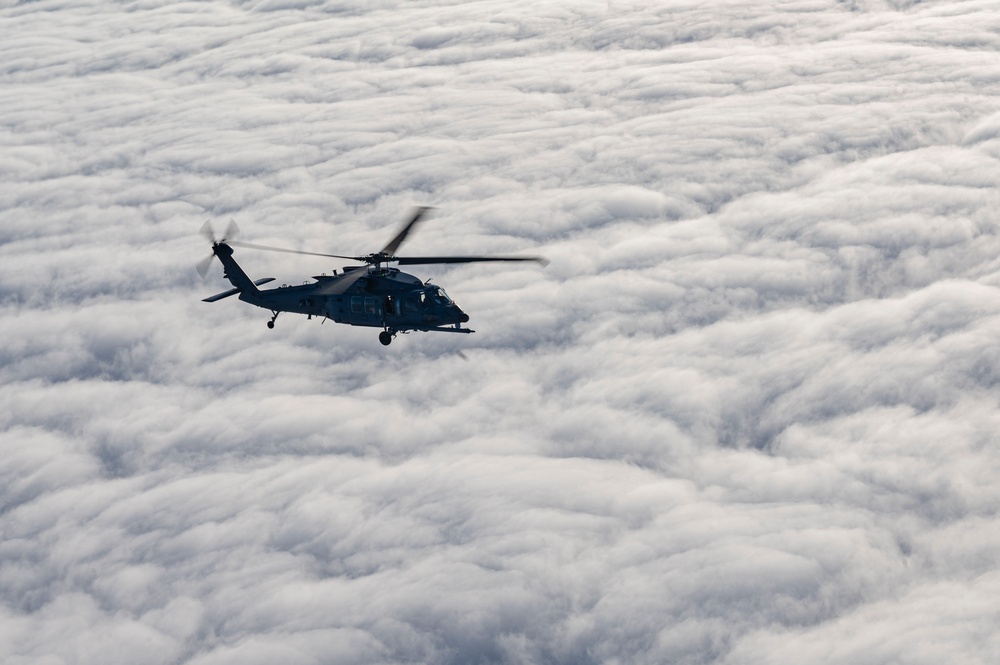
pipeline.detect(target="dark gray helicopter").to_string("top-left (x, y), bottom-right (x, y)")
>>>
top-left (197, 208), bottom-right (547, 345)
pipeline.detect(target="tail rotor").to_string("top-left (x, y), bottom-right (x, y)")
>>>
top-left (196, 219), bottom-right (241, 278)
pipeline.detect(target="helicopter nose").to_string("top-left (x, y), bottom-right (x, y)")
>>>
top-left (459, 312), bottom-right (470, 323)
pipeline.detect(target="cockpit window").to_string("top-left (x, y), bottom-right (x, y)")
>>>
top-left (429, 286), bottom-right (452, 305)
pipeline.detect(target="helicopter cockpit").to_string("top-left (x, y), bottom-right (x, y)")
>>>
top-left (427, 286), bottom-right (452, 305)
top-left (397, 285), bottom-right (467, 325)
top-left (404, 286), bottom-right (452, 310)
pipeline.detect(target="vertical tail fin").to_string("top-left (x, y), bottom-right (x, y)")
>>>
top-left (212, 243), bottom-right (260, 295)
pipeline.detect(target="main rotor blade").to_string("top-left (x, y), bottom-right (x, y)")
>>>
top-left (380, 206), bottom-right (433, 257)
top-left (316, 267), bottom-right (369, 294)
top-left (394, 255), bottom-right (549, 266)
top-left (228, 240), bottom-right (357, 261)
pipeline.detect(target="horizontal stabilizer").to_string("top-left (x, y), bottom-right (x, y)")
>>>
top-left (202, 277), bottom-right (275, 302)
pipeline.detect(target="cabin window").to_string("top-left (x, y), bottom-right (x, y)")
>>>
top-left (365, 297), bottom-right (377, 315)
top-left (351, 296), bottom-right (363, 314)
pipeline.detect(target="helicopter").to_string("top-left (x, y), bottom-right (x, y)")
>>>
top-left (197, 207), bottom-right (548, 345)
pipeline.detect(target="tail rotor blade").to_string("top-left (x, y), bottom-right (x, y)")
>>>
top-left (199, 220), bottom-right (216, 244)
top-left (224, 218), bottom-right (240, 243)
top-left (196, 254), bottom-right (215, 279)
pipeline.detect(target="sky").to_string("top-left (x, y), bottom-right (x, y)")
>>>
top-left (2, 0), bottom-right (1000, 663)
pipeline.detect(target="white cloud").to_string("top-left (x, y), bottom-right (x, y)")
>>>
top-left (3, 0), bottom-right (1000, 663)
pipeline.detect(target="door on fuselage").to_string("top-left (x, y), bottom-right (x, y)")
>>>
top-left (349, 295), bottom-right (382, 326)
top-left (399, 292), bottom-right (424, 327)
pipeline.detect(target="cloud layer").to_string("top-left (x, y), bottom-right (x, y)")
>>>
top-left (3, 1), bottom-right (1000, 663)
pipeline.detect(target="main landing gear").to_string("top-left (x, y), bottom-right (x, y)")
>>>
top-left (379, 330), bottom-right (395, 346)
top-left (267, 311), bottom-right (279, 329)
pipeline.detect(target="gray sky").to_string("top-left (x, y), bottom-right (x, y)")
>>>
top-left (2, 1), bottom-right (1000, 663)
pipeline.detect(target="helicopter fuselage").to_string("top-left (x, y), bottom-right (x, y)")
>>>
top-left (207, 242), bottom-right (472, 344)
top-left (244, 268), bottom-right (470, 329)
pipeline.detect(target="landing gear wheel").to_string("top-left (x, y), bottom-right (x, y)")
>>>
top-left (267, 312), bottom-right (279, 329)
top-left (379, 331), bottom-right (393, 346)
top-left (267, 320), bottom-right (275, 329)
